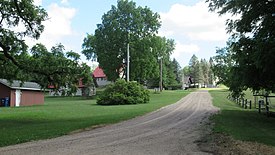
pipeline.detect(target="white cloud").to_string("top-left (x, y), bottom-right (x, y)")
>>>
top-left (170, 42), bottom-right (200, 67)
top-left (44, 3), bottom-right (76, 37)
top-left (61, 0), bottom-right (69, 5)
top-left (33, 0), bottom-right (42, 6)
top-left (26, 3), bottom-right (77, 50)
top-left (172, 42), bottom-right (200, 58)
top-left (160, 1), bottom-right (229, 41)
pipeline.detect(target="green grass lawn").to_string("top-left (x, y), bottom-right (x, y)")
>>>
top-left (0, 90), bottom-right (190, 147)
top-left (209, 89), bottom-right (275, 146)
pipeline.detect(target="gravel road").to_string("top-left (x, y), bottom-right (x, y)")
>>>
top-left (0, 90), bottom-right (218, 155)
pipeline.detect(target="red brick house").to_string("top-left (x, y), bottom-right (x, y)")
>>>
top-left (0, 79), bottom-right (44, 107)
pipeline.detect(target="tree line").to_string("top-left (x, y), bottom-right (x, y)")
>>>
top-left (182, 54), bottom-right (215, 88)
top-left (0, 0), bottom-right (184, 92)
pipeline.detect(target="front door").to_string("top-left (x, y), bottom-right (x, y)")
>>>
top-left (15, 89), bottom-right (21, 107)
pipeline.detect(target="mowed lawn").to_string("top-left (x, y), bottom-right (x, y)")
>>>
top-left (0, 90), bottom-right (190, 147)
top-left (209, 89), bottom-right (275, 146)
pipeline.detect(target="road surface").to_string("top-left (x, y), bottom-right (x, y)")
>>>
top-left (0, 90), bottom-right (218, 155)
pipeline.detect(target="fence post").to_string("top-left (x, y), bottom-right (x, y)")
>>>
top-left (249, 100), bottom-right (252, 109)
top-left (245, 99), bottom-right (248, 109)
top-left (242, 98), bottom-right (244, 108)
top-left (265, 96), bottom-right (270, 116)
top-left (259, 100), bottom-right (262, 113)
top-left (254, 96), bottom-right (257, 108)
top-left (266, 102), bottom-right (269, 115)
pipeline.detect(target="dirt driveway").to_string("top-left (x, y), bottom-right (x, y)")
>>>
top-left (0, 90), bottom-right (218, 155)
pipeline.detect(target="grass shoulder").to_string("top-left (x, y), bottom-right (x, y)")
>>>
top-left (204, 89), bottom-right (275, 154)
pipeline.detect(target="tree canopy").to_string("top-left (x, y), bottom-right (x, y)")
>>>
top-left (208, 0), bottom-right (275, 96)
top-left (29, 44), bottom-right (92, 92)
top-left (0, 0), bottom-right (47, 80)
top-left (187, 54), bottom-right (214, 86)
top-left (82, 0), bottom-right (163, 82)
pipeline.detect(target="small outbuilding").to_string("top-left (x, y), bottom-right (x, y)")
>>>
top-left (0, 79), bottom-right (44, 107)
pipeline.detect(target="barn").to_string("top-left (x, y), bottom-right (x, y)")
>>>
top-left (0, 79), bottom-right (44, 107)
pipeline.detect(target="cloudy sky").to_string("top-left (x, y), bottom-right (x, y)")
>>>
top-left (31, 0), bottom-right (230, 67)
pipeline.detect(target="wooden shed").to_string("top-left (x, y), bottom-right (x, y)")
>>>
top-left (0, 79), bottom-right (44, 107)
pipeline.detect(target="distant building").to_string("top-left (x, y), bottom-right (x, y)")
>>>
top-left (0, 79), bottom-right (44, 107)
top-left (48, 79), bottom-right (95, 96)
top-left (48, 66), bottom-right (111, 96)
top-left (92, 66), bottom-right (111, 87)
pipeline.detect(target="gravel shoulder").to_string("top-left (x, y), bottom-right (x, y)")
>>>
top-left (0, 90), bottom-right (219, 155)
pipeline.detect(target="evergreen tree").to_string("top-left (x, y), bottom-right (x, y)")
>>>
top-left (189, 54), bottom-right (203, 84)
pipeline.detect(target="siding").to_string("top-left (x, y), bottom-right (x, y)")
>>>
top-left (10, 90), bottom-right (15, 107)
top-left (0, 83), bottom-right (11, 98)
top-left (96, 78), bottom-right (111, 87)
top-left (20, 90), bottom-right (44, 106)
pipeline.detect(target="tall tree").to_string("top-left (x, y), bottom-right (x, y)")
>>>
top-left (189, 54), bottom-right (203, 84)
top-left (0, 0), bottom-right (48, 80)
top-left (208, 57), bottom-right (215, 85)
top-left (200, 59), bottom-right (210, 85)
top-left (207, 0), bottom-right (275, 95)
top-left (171, 58), bottom-right (181, 83)
top-left (82, 0), bottom-right (161, 82)
top-left (211, 46), bottom-right (234, 86)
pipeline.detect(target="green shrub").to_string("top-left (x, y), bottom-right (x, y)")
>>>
top-left (97, 79), bottom-right (150, 105)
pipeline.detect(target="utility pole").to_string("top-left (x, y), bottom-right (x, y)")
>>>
top-left (158, 56), bottom-right (163, 92)
top-left (127, 42), bottom-right (130, 82)
top-left (160, 57), bottom-right (163, 92)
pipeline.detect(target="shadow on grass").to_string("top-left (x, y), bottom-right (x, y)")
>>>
top-left (212, 107), bottom-right (275, 146)
top-left (210, 89), bottom-right (275, 146)
top-left (0, 114), bottom-right (131, 147)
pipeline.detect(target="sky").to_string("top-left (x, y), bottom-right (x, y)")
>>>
top-left (30, 0), bottom-right (230, 68)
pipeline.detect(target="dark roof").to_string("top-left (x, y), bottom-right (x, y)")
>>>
top-left (93, 67), bottom-right (106, 78)
top-left (0, 79), bottom-right (42, 91)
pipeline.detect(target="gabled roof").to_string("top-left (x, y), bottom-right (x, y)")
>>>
top-left (93, 67), bottom-right (106, 78)
top-left (0, 79), bottom-right (42, 91)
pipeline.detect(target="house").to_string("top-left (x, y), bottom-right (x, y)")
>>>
top-left (0, 79), bottom-right (44, 107)
top-left (93, 66), bottom-right (111, 87)
top-left (48, 79), bottom-right (96, 97)
top-left (48, 66), bottom-right (111, 96)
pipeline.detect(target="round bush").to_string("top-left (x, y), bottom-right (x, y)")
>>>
top-left (97, 79), bottom-right (150, 105)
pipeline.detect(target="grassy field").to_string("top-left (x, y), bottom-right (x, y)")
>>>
top-left (0, 90), bottom-right (190, 147)
top-left (209, 89), bottom-right (275, 146)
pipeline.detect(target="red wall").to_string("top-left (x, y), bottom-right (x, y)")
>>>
top-left (10, 90), bottom-right (15, 107)
top-left (0, 84), bottom-right (11, 99)
top-left (20, 90), bottom-right (44, 106)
